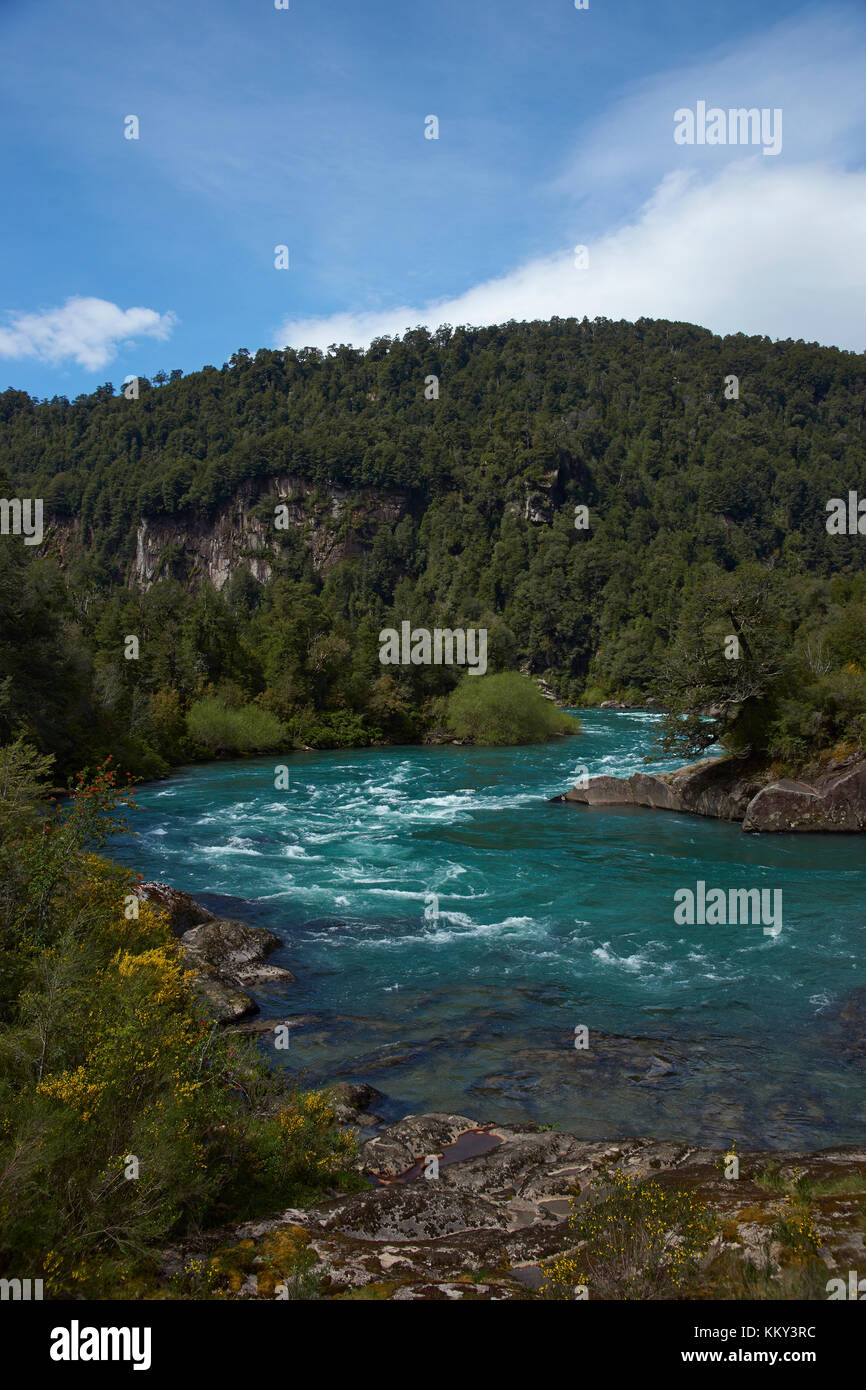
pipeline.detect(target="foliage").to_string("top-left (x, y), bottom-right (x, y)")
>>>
top-left (0, 318), bottom-right (864, 775)
top-left (0, 743), bottom-right (357, 1297)
top-left (540, 1167), bottom-right (717, 1300)
top-left (186, 697), bottom-right (285, 754)
top-left (439, 672), bottom-right (580, 745)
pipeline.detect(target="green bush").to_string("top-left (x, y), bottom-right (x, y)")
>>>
top-left (0, 742), bottom-right (357, 1297)
top-left (439, 672), bottom-right (580, 746)
top-left (187, 697), bottom-right (285, 754)
top-left (290, 708), bottom-right (382, 749)
top-left (540, 1167), bottom-right (717, 1300)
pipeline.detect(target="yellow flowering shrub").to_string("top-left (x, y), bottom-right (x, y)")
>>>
top-left (0, 754), bottom-right (361, 1296)
top-left (3, 854), bottom-right (357, 1293)
top-left (540, 1167), bottom-right (717, 1300)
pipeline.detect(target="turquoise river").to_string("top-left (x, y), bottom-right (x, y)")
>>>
top-left (108, 709), bottom-right (866, 1149)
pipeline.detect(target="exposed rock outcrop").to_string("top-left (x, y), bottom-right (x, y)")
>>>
top-left (187, 970), bottom-right (260, 1024)
top-left (131, 474), bottom-right (409, 591)
top-left (179, 918), bottom-right (295, 1023)
top-left (161, 1113), bottom-right (866, 1299)
top-left (135, 882), bottom-right (295, 1023)
top-left (555, 755), bottom-right (866, 833)
top-left (180, 918), bottom-right (295, 988)
top-left (742, 763), bottom-right (866, 833)
top-left (134, 881), bottom-right (215, 936)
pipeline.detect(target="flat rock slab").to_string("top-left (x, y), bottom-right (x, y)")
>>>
top-left (164, 1113), bottom-right (866, 1299)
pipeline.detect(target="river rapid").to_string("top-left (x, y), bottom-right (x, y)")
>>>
top-left (109, 709), bottom-right (866, 1149)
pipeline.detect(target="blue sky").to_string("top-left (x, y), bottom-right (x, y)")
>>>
top-left (1, 0), bottom-right (865, 399)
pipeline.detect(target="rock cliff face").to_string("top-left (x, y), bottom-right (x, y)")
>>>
top-left (554, 755), bottom-right (866, 833)
top-left (130, 474), bottom-right (409, 591)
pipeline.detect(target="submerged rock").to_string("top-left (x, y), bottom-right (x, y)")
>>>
top-left (817, 986), bottom-right (866, 1060)
top-left (233, 1014), bottom-right (321, 1036)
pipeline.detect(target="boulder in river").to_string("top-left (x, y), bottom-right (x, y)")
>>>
top-left (325, 1081), bottom-right (387, 1127)
top-left (178, 918), bottom-right (295, 1024)
top-left (180, 918), bottom-right (295, 988)
top-left (189, 970), bottom-right (261, 1024)
top-left (556, 754), bottom-right (866, 832)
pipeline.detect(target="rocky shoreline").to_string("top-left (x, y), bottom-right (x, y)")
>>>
top-left (134, 881), bottom-right (295, 1022)
top-left (161, 1111), bottom-right (866, 1299)
top-left (553, 752), bottom-right (866, 832)
top-left (137, 881), bottom-right (866, 1298)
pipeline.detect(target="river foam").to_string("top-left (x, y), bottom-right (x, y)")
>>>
top-left (108, 711), bottom-right (866, 1148)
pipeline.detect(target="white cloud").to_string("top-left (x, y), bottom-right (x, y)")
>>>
top-left (275, 161), bottom-right (866, 353)
top-left (554, 5), bottom-right (866, 205)
top-left (275, 7), bottom-right (866, 356)
top-left (0, 296), bottom-right (177, 371)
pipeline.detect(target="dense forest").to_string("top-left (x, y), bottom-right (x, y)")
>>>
top-left (1, 316), bottom-right (864, 779)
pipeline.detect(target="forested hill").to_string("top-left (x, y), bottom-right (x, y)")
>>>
top-left (1, 316), bottom-right (865, 778)
top-left (3, 316), bottom-right (866, 567)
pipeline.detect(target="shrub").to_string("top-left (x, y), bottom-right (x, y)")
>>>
top-left (289, 708), bottom-right (382, 748)
top-left (540, 1167), bottom-right (717, 1300)
top-left (187, 697), bottom-right (285, 754)
top-left (0, 745), bottom-right (357, 1297)
top-left (439, 672), bottom-right (580, 745)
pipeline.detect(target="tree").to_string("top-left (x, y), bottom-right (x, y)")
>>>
top-left (440, 672), bottom-right (580, 745)
top-left (651, 564), bottom-right (788, 759)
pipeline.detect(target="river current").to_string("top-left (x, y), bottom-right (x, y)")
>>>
top-left (109, 710), bottom-right (866, 1149)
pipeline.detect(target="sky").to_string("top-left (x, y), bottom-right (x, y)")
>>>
top-left (1, 0), bottom-right (865, 399)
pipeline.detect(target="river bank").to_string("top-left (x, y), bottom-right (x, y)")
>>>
top-left (110, 716), bottom-right (866, 1149)
top-left (138, 882), bottom-right (866, 1300)
top-left (135, 859), bottom-right (866, 1298)
top-left (158, 1109), bottom-right (866, 1300)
